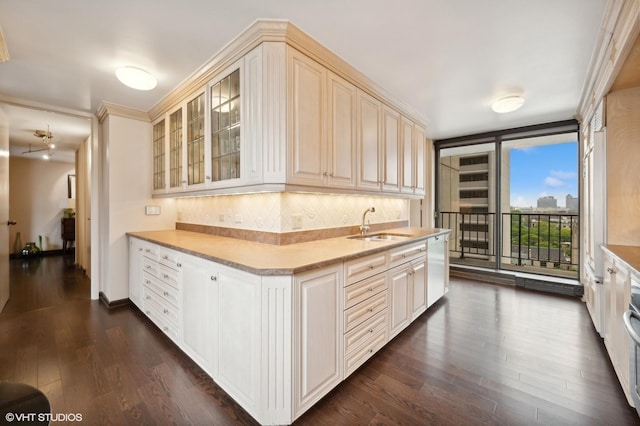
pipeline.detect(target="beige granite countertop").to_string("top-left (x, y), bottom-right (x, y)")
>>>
top-left (128, 227), bottom-right (450, 275)
top-left (602, 244), bottom-right (640, 276)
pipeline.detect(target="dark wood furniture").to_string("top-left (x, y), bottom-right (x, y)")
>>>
top-left (61, 217), bottom-right (75, 254)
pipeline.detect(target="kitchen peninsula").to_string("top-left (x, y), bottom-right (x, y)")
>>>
top-left (116, 17), bottom-right (447, 425)
top-left (128, 227), bottom-right (450, 424)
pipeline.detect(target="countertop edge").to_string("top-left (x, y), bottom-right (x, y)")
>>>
top-left (601, 244), bottom-right (640, 278)
top-left (128, 228), bottom-right (451, 276)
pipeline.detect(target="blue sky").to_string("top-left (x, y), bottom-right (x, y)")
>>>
top-left (509, 142), bottom-right (578, 208)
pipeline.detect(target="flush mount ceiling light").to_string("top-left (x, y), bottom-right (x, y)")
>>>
top-left (115, 66), bottom-right (157, 91)
top-left (491, 95), bottom-right (525, 113)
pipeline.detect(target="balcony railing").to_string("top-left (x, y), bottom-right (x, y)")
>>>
top-left (439, 211), bottom-right (579, 278)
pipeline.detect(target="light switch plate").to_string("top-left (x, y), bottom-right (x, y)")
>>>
top-left (145, 205), bottom-right (161, 215)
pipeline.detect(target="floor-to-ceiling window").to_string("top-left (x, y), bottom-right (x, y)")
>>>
top-left (436, 120), bottom-right (579, 279)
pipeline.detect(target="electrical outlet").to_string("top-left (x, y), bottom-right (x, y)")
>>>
top-left (292, 214), bottom-right (303, 229)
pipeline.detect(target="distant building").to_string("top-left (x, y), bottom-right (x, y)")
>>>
top-left (566, 194), bottom-right (579, 212)
top-left (537, 195), bottom-right (557, 208)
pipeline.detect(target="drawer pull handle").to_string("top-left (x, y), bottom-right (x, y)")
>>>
top-left (163, 327), bottom-right (169, 332)
top-left (177, 263), bottom-right (182, 268)
top-left (607, 267), bottom-right (616, 274)
top-left (369, 329), bottom-right (374, 333)
top-left (145, 310), bottom-right (151, 315)
top-left (163, 291), bottom-right (169, 296)
top-left (146, 266), bottom-right (152, 270)
top-left (146, 295), bottom-right (150, 300)
top-left (369, 349), bottom-right (374, 354)
top-left (163, 309), bottom-right (169, 314)
top-left (368, 308), bottom-right (374, 312)
top-left (368, 264), bottom-right (374, 269)
top-left (211, 276), bottom-right (217, 281)
top-left (163, 274), bottom-right (169, 279)
top-left (145, 280), bottom-right (151, 284)
top-left (368, 287), bottom-right (373, 292)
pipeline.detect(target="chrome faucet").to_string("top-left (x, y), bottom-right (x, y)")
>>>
top-left (360, 207), bottom-right (376, 236)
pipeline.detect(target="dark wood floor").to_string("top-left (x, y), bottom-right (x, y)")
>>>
top-left (1, 256), bottom-right (639, 425)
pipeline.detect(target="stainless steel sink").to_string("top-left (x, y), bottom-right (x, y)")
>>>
top-left (347, 233), bottom-right (412, 242)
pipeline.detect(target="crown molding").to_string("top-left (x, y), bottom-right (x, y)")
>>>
top-left (97, 102), bottom-right (150, 123)
top-left (577, 0), bottom-right (640, 125)
top-left (148, 19), bottom-right (427, 127)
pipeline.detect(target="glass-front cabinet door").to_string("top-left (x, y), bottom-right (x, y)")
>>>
top-left (187, 92), bottom-right (206, 187)
top-left (169, 108), bottom-right (183, 190)
top-left (152, 119), bottom-right (166, 193)
top-left (211, 69), bottom-right (241, 183)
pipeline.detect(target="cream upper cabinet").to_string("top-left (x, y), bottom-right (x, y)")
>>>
top-left (414, 123), bottom-right (426, 194)
top-left (150, 33), bottom-right (427, 198)
top-left (326, 71), bottom-right (357, 189)
top-left (400, 117), bottom-right (426, 195)
top-left (357, 90), bottom-right (382, 191)
top-left (287, 48), bottom-right (326, 187)
top-left (382, 105), bottom-right (400, 192)
top-left (287, 51), bottom-right (357, 190)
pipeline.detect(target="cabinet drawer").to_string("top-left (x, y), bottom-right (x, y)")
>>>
top-left (344, 252), bottom-right (388, 286)
top-left (344, 272), bottom-right (387, 309)
top-left (158, 248), bottom-right (182, 270)
top-left (143, 272), bottom-right (180, 308)
top-left (143, 301), bottom-right (180, 342)
top-left (142, 257), bottom-right (161, 278)
top-left (344, 328), bottom-right (387, 377)
top-left (157, 263), bottom-right (180, 289)
top-left (389, 241), bottom-right (426, 268)
top-left (344, 290), bottom-right (388, 332)
top-left (344, 309), bottom-right (387, 355)
top-left (143, 286), bottom-right (180, 326)
top-left (142, 244), bottom-right (160, 261)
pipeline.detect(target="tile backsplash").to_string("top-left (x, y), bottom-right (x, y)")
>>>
top-left (176, 192), bottom-right (409, 233)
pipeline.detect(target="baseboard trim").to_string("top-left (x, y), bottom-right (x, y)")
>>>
top-left (451, 265), bottom-right (583, 297)
top-left (99, 291), bottom-right (131, 309)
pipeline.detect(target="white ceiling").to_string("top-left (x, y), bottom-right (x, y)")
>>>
top-left (0, 0), bottom-right (608, 164)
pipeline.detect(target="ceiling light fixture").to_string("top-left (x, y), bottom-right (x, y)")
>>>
top-left (115, 66), bottom-right (157, 91)
top-left (491, 95), bottom-right (525, 113)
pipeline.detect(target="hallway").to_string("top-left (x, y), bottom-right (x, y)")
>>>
top-left (1, 256), bottom-right (638, 425)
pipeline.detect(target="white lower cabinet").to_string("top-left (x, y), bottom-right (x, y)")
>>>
top-left (139, 243), bottom-right (183, 345)
top-left (181, 253), bottom-right (218, 376)
top-left (389, 263), bottom-right (411, 338)
top-left (343, 269), bottom-right (389, 377)
top-left (602, 249), bottom-right (632, 404)
top-left (128, 233), bottom-right (449, 425)
top-left (128, 237), bottom-right (144, 308)
top-left (217, 265), bottom-right (262, 414)
top-left (411, 256), bottom-right (427, 320)
top-left (293, 265), bottom-right (343, 417)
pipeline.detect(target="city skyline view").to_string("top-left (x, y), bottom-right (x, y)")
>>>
top-left (509, 141), bottom-right (578, 208)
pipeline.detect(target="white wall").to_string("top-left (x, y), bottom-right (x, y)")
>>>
top-left (8, 156), bottom-right (74, 252)
top-left (100, 114), bottom-right (176, 302)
